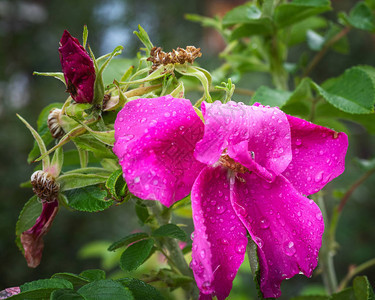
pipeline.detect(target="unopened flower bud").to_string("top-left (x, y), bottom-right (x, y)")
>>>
top-left (47, 108), bottom-right (64, 139)
top-left (31, 170), bottom-right (59, 202)
top-left (58, 30), bottom-right (96, 103)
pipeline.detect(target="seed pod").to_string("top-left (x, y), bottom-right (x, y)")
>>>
top-left (47, 108), bottom-right (64, 139)
top-left (31, 170), bottom-right (59, 202)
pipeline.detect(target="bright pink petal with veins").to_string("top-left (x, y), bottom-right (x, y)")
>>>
top-left (230, 173), bottom-right (324, 298)
top-left (283, 115), bottom-right (348, 195)
top-left (195, 101), bottom-right (292, 176)
top-left (191, 166), bottom-right (247, 300)
top-left (113, 96), bottom-right (205, 207)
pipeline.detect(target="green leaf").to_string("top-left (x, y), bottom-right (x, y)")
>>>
top-left (307, 29), bottom-right (325, 51)
top-left (28, 102), bottom-right (64, 163)
top-left (175, 65), bottom-right (212, 103)
top-left (51, 273), bottom-right (89, 288)
top-left (15, 196), bottom-right (42, 252)
top-left (51, 289), bottom-right (84, 300)
top-left (275, 0), bottom-right (331, 28)
top-left (247, 238), bottom-right (264, 300)
top-left (331, 287), bottom-right (356, 300)
top-left (82, 25), bottom-right (88, 49)
top-left (33, 72), bottom-right (66, 85)
top-left (7, 278), bottom-right (73, 299)
top-left (288, 16), bottom-right (327, 46)
top-left (77, 280), bottom-right (133, 300)
top-left (108, 232), bottom-right (149, 252)
top-left (64, 186), bottom-right (113, 212)
top-left (64, 167), bottom-right (111, 176)
top-left (21, 279), bottom-right (73, 292)
top-left (135, 199), bottom-right (151, 224)
top-left (120, 239), bottom-right (154, 271)
top-left (312, 66), bottom-right (375, 114)
top-left (251, 86), bottom-right (292, 107)
top-left (58, 173), bottom-right (108, 191)
top-left (222, 3), bottom-right (262, 25)
top-left (355, 157), bottom-right (375, 171)
top-left (105, 169), bottom-right (126, 199)
top-left (17, 114), bottom-right (50, 169)
top-left (345, 2), bottom-right (375, 32)
top-left (73, 135), bottom-right (116, 158)
top-left (230, 21), bottom-right (273, 40)
top-left (79, 269), bottom-right (106, 281)
top-left (152, 224), bottom-right (188, 242)
top-left (353, 276), bottom-right (375, 300)
top-left (134, 25), bottom-right (154, 55)
top-left (117, 278), bottom-right (164, 300)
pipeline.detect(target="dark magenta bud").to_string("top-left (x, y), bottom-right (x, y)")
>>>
top-left (58, 30), bottom-right (95, 103)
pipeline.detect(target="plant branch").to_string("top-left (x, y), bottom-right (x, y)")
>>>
top-left (317, 193), bottom-right (338, 294)
top-left (303, 26), bottom-right (351, 78)
top-left (337, 258), bottom-right (375, 291)
top-left (337, 167), bottom-right (375, 213)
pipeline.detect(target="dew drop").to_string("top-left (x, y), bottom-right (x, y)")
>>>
top-left (134, 177), bottom-right (140, 183)
top-left (315, 171), bottom-right (324, 182)
top-left (216, 205), bottom-right (225, 215)
top-left (220, 238), bottom-right (229, 245)
top-left (316, 212), bottom-right (323, 221)
top-left (235, 242), bottom-right (246, 254)
top-left (295, 139), bottom-right (302, 146)
top-left (254, 236), bottom-right (264, 248)
top-left (164, 112), bottom-right (171, 117)
top-left (259, 217), bottom-right (270, 229)
top-left (118, 117), bottom-right (124, 122)
top-left (200, 249), bottom-right (206, 258)
top-left (284, 241), bottom-right (296, 256)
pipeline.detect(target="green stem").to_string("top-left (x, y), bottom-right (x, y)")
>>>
top-left (303, 26), bottom-right (351, 78)
top-left (337, 258), bottom-right (375, 291)
top-left (269, 35), bottom-right (288, 90)
top-left (317, 193), bottom-right (338, 294)
top-left (147, 201), bottom-right (199, 299)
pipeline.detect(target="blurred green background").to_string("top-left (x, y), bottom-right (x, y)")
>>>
top-left (1, 0), bottom-right (375, 299)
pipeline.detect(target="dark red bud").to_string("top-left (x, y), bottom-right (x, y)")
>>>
top-left (58, 30), bottom-right (96, 103)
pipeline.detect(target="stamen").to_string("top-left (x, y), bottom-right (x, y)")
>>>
top-left (219, 154), bottom-right (249, 174)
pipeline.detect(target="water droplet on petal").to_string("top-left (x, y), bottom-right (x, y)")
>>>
top-left (284, 241), bottom-right (296, 256)
top-left (235, 239), bottom-right (247, 254)
top-left (200, 249), bottom-right (206, 258)
top-left (295, 139), bottom-right (302, 146)
top-left (216, 205), bottom-right (225, 215)
top-left (134, 177), bottom-right (140, 183)
top-left (254, 236), bottom-right (264, 248)
top-left (259, 217), bottom-right (270, 229)
top-left (118, 117), bottom-right (124, 122)
top-left (164, 112), bottom-right (171, 117)
top-left (315, 171), bottom-right (324, 182)
top-left (316, 212), bottom-right (323, 221)
top-left (220, 238), bottom-right (229, 245)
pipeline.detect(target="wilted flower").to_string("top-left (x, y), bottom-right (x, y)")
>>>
top-left (113, 98), bottom-right (348, 299)
top-left (0, 287), bottom-right (20, 299)
top-left (58, 30), bottom-right (95, 103)
top-left (21, 170), bottom-right (60, 268)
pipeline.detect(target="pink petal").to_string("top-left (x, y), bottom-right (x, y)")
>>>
top-left (59, 30), bottom-right (95, 103)
top-left (113, 96), bottom-right (205, 207)
top-left (191, 166), bottom-right (247, 300)
top-left (195, 101), bottom-right (292, 176)
top-left (0, 287), bottom-right (20, 299)
top-left (230, 173), bottom-right (324, 298)
top-left (21, 201), bottom-right (59, 268)
top-left (283, 115), bottom-right (348, 195)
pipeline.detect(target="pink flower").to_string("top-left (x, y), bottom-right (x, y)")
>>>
top-left (58, 30), bottom-right (96, 103)
top-left (113, 95), bottom-right (205, 207)
top-left (113, 98), bottom-right (348, 299)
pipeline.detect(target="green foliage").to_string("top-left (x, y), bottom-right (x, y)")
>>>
top-left (27, 103), bottom-right (64, 163)
top-left (152, 224), bottom-right (188, 242)
top-left (120, 238), bottom-right (155, 271)
top-left (108, 232), bottom-right (149, 252)
top-left (64, 185), bottom-right (113, 212)
top-left (117, 277), bottom-right (164, 300)
top-left (15, 196), bottom-right (42, 252)
top-left (341, 2), bottom-right (375, 32)
top-left (77, 280), bottom-right (133, 300)
top-left (105, 169), bottom-right (128, 201)
top-left (313, 66), bottom-right (375, 114)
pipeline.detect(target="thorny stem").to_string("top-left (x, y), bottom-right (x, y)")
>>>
top-left (303, 26), bottom-right (351, 78)
top-left (317, 193), bottom-right (338, 294)
top-left (337, 258), bottom-right (375, 291)
top-left (147, 201), bottom-right (199, 299)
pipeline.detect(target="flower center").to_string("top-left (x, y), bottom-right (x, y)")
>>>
top-left (219, 154), bottom-right (249, 174)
